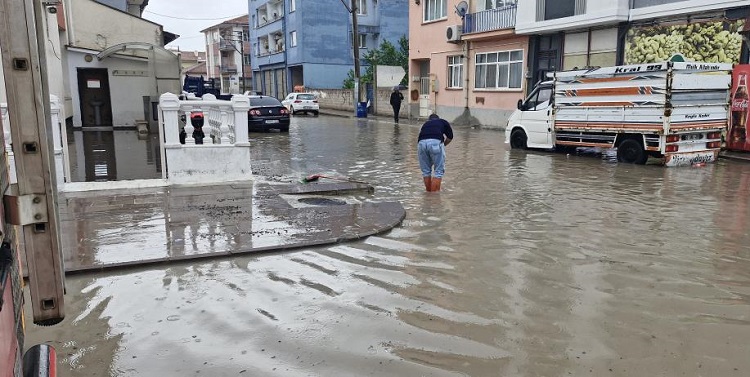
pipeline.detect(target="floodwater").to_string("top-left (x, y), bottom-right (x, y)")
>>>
top-left (26, 116), bottom-right (750, 376)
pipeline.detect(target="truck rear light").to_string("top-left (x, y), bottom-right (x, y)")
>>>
top-left (665, 144), bottom-right (679, 152)
top-left (707, 141), bottom-right (721, 149)
top-left (666, 135), bottom-right (680, 143)
top-left (707, 132), bottom-right (721, 139)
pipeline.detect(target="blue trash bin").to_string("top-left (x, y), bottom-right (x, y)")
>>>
top-left (356, 102), bottom-right (368, 118)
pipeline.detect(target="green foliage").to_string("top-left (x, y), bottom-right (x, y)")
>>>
top-left (342, 35), bottom-right (409, 88)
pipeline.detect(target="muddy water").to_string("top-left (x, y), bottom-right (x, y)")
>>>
top-left (26, 116), bottom-right (750, 376)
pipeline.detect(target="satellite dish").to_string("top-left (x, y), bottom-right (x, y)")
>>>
top-left (455, 1), bottom-right (468, 18)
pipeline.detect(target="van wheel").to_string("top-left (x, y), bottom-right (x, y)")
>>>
top-left (617, 139), bottom-right (648, 164)
top-left (510, 129), bottom-right (528, 149)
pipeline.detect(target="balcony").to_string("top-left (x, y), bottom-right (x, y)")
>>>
top-left (219, 65), bottom-right (238, 73)
top-left (219, 41), bottom-right (235, 51)
top-left (463, 4), bottom-right (517, 35)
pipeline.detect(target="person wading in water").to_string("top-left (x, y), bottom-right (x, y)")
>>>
top-left (417, 113), bottom-right (453, 192)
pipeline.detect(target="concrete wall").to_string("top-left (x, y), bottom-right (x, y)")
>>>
top-left (312, 88), bottom-right (406, 116)
top-left (69, 0), bottom-right (162, 51)
top-left (630, 0), bottom-right (750, 20)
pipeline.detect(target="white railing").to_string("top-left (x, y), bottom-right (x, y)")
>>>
top-left (159, 92), bottom-right (252, 184)
top-left (161, 92), bottom-right (249, 147)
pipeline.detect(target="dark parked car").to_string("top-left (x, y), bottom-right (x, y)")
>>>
top-left (248, 96), bottom-right (290, 132)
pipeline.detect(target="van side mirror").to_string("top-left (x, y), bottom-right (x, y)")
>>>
top-left (517, 99), bottom-right (524, 110)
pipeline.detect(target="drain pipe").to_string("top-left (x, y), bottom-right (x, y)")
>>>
top-left (463, 39), bottom-right (470, 110)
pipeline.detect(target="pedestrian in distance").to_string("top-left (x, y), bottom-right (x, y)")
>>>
top-left (418, 113), bottom-right (453, 192)
top-left (390, 87), bottom-right (404, 123)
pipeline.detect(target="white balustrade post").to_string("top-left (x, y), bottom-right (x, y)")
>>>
top-left (49, 95), bottom-right (65, 186)
top-left (0, 102), bottom-right (16, 184)
top-left (220, 108), bottom-right (230, 144)
top-left (160, 92), bottom-right (181, 146)
top-left (232, 95), bottom-right (250, 145)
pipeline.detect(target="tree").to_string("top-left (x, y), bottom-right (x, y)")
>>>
top-left (343, 36), bottom-right (409, 89)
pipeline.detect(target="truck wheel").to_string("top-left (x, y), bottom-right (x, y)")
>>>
top-left (510, 129), bottom-right (528, 149)
top-left (617, 139), bottom-right (648, 164)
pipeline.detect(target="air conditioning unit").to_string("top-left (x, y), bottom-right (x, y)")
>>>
top-left (446, 25), bottom-right (462, 43)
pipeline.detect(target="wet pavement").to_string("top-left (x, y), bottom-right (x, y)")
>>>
top-left (26, 114), bottom-right (750, 376)
top-left (59, 182), bottom-right (404, 273)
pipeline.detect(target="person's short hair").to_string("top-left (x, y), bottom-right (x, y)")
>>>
top-left (428, 113), bottom-right (439, 120)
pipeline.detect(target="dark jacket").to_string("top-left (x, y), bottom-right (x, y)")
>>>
top-left (418, 117), bottom-right (453, 143)
top-left (390, 91), bottom-right (403, 106)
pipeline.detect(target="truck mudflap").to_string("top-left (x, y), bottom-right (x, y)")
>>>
top-left (664, 150), bottom-right (719, 167)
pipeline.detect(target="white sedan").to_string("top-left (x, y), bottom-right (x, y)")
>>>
top-left (281, 93), bottom-right (320, 116)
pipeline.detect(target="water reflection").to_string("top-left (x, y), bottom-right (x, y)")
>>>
top-left (67, 128), bottom-right (162, 182)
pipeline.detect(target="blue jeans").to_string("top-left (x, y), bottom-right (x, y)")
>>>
top-left (418, 139), bottom-right (445, 178)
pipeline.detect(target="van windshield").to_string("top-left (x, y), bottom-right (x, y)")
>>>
top-left (526, 86), bottom-right (552, 111)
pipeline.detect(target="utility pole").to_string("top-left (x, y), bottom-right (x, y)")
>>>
top-left (351, 0), bottom-right (361, 104)
top-left (0, 0), bottom-right (66, 325)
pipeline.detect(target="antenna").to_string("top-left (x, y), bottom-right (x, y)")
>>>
top-left (455, 1), bottom-right (468, 18)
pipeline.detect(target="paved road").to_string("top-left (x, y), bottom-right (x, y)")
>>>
top-left (27, 114), bottom-right (750, 376)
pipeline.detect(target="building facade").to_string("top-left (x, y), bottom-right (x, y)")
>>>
top-left (409, 0), bottom-right (528, 127)
top-left (516, 0), bottom-right (750, 89)
top-left (412, 0), bottom-right (750, 128)
top-left (202, 16), bottom-right (252, 95)
top-left (249, 0), bottom-right (409, 99)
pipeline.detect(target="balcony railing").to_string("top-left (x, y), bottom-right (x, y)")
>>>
top-left (463, 4), bottom-right (517, 34)
top-left (219, 65), bottom-right (237, 73)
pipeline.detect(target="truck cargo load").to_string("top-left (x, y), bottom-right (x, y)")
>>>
top-left (506, 61), bottom-right (733, 166)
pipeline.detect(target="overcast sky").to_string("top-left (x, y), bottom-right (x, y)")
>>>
top-left (142, 0), bottom-right (249, 51)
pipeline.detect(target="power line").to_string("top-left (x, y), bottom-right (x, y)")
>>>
top-left (144, 10), bottom-right (246, 21)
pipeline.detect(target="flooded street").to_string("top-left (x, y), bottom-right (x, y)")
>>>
top-left (27, 116), bottom-right (750, 376)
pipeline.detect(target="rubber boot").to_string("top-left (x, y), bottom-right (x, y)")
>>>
top-left (431, 177), bottom-right (442, 192)
top-left (423, 177), bottom-right (432, 192)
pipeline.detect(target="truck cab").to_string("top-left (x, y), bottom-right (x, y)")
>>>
top-left (506, 82), bottom-right (554, 150)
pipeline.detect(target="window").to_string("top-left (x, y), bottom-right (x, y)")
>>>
top-left (475, 50), bottom-right (523, 90)
top-left (359, 34), bottom-right (367, 49)
top-left (290, 31), bottom-right (297, 47)
top-left (290, 0), bottom-right (296, 12)
top-left (483, 0), bottom-right (517, 9)
top-left (423, 0), bottom-right (447, 22)
top-left (537, 0), bottom-right (585, 21)
top-left (357, 0), bottom-right (367, 15)
top-left (244, 54), bottom-right (251, 66)
top-left (447, 56), bottom-right (463, 88)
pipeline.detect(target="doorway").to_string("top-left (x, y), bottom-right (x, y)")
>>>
top-left (77, 68), bottom-right (113, 128)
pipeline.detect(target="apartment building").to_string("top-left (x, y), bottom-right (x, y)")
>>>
top-left (202, 16), bottom-right (252, 94)
top-left (409, 0), bottom-right (527, 126)
top-left (249, 0), bottom-right (408, 99)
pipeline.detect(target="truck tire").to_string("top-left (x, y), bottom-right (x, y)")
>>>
top-left (617, 139), bottom-right (648, 164)
top-left (510, 129), bottom-right (528, 149)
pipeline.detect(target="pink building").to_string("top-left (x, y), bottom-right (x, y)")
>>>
top-left (409, 1), bottom-right (527, 128)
